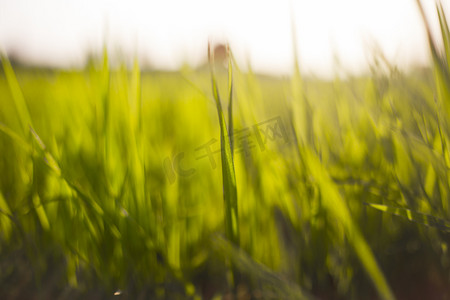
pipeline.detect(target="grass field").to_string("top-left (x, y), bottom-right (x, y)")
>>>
top-left (2, 1), bottom-right (450, 299)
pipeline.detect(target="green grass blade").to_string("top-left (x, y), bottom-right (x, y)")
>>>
top-left (416, 1), bottom-right (450, 114)
top-left (1, 54), bottom-right (33, 135)
top-left (0, 191), bottom-right (13, 240)
top-left (366, 202), bottom-right (450, 231)
top-left (437, 2), bottom-right (450, 70)
top-left (208, 43), bottom-right (239, 246)
top-left (227, 44), bottom-right (234, 155)
top-left (304, 149), bottom-right (395, 300)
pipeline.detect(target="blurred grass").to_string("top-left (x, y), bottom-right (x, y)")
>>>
top-left (1, 1), bottom-right (450, 299)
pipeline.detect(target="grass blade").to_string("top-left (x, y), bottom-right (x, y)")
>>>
top-left (1, 54), bottom-right (33, 135)
top-left (366, 202), bottom-right (450, 231)
top-left (304, 149), bottom-right (395, 300)
top-left (208, 42), bottom-right (239, 246)
top-left (227, 44), bottom-right (234, 155)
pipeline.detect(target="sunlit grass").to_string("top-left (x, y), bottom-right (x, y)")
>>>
top-left (1, 1), bottom-right (450, 299)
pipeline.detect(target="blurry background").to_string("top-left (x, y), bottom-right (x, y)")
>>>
top-left (0, 0), bottom-right (448, 77)
top-left (3, 1), bottom-right (450, 299)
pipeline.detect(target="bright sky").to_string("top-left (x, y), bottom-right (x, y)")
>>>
top-left (0, 0), bottom-right (447, 77)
